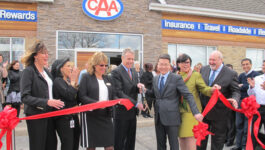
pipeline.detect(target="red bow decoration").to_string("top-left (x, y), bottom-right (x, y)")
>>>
top-left (192, 122), bottom-right (214, 146)
top-left (0, 106), bottom-right (20, 150)
top-left (0, 99), bottom-right (134, 150)
top-left (240, 96), bottom-right (260, 118)
top-left (194, 90), bottom-right (265, 150)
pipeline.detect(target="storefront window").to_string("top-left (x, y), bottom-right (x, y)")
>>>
top-left (246, 48), bottom-right (265, 71)
top-left (0, 37), bottom-right (25, 63)
top-left (168, 44), bottom-right (216, 67)
top-left (57, 31), bottom-right (143, 65)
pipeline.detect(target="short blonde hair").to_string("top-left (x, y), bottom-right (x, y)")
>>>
top-left (87, 52), bottom-right (108, 75)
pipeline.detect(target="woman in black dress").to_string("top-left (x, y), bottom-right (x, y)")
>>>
top-left (52, 58), bottom-right (80, 150)
top-left (78, 52), bottom-right (116, 150)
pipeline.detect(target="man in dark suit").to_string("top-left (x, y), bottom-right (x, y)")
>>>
top-left (111, 48), bottom-right (144, 150)
top-left (147, 54), bottom-right (203, 150)
top-left (198, 51), bottom-right (240, 150)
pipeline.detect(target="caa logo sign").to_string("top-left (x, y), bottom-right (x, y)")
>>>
top-left (82, 0), bottom-right (123, 21)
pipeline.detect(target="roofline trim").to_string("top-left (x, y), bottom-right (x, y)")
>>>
top-left (149, 3), bottom-right (265, 23)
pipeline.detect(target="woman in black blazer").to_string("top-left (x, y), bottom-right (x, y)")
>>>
top-left (20, 41), bottom-right (64, 150)
top-left (78, 52), bottom-right (116, 150)
top-left (6, 60), bottom-right (22, 117)
top-left (52, 58), bottom-right (80, 150)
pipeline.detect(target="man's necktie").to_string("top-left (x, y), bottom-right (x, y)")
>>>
top-left (128, 69), bottom-right (132, 80)
top-left (209, 70), bottom-right (216, 86)
top-left (159, 76), bottom-right (165, 94)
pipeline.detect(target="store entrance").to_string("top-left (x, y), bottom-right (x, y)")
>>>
top-left (105, 52), bottom-right (122, 66)
top-left (76, 51), bottom-right (122, 70)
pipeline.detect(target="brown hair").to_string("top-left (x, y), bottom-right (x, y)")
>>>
top-left (8, 60), bottom-right (19, 70)
top-left (21, 40), bottom-right (47, 67)
top-left (87, 52), bottom-right (108, 75)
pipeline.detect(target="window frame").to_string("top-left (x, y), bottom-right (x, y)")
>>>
top-left (246, 48), bottom-right (265, 71)
top-left (0, 37), bottom-right (25, 62)
top-left (168, 43), bottom-right (217, 67)
top-left (56, 30), bottom-right (144, 67)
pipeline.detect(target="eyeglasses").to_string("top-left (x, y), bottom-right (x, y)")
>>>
top-left (99, 64), bottom-right (108, 67)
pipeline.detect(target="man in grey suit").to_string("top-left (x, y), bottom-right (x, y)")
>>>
top-left (111, 48), bottom-right (144, 150)
top-left (198, 51), bottom-right (240, 150)
top-left (146, 54), bottom-right (203, 150)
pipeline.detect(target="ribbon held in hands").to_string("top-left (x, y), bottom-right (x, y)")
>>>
top-left (0, 99), bottom-right (134, 150)
top-left (192, 122), bottom-right (214, 146)
top-left (193, 90), bottom-right (265, 150)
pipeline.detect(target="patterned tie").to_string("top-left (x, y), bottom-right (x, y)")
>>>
top-left (159, 76), bottom-right (165, 94)
top-left (209, 70), bottom-right (216, 86)
top-left (128, 69), bottom-right (132, 80)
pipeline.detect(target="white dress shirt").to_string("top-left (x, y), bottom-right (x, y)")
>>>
top-left (42, 71), bottom-right (53, 99)
top-left (97, 79), bottom-right (109, 101)
top-left (248, 74), bottom-right (265, 105)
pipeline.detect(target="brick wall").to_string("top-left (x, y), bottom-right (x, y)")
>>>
top-left (37, 0), bottom-right (162, 65)
top-left (218, 46), bottom-right (246, 73)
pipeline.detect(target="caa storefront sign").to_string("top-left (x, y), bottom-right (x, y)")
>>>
top-left (82, 0), bottom-right (123, 21)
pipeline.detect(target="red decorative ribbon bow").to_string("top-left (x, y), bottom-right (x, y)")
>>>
top-left (240, 96), bottom-right (265, 150)
top-left (240, 95), bottom-right (260, 118)
top-left (0, 99), bottom-right (134, 150)
top-left (0, 106), bottom-right (20, 150)
top-left (194, 90), bottom-right (265, 150)
top-left (192, 122), bottom-right (214, 146)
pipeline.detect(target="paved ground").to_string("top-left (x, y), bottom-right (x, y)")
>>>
top-left (1, 113), bottom-right (234, 150)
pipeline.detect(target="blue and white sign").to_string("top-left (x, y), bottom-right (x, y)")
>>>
top-left (0, 9), bottom-right (37, 22)
top-left (162, 19), bottom-right (265, 37)
top-left (82, 0), bottom-right (123, 21)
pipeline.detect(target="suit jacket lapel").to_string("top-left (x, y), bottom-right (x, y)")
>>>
top-left (131, 69), bottom-right (138, 83)
top-left (154, 75), bottom-right (160, 97)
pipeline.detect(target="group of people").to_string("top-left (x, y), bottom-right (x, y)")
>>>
top-left (1, 39), bottom-right (263, 150)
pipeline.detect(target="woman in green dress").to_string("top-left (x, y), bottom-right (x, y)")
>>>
top-left (177, 54), bottom-right (220, 150)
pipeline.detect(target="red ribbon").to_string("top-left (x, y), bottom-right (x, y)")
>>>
top-left (194, 90), bottom-right (265, 150)
top-left (192, 122), bottom-right (214, 146)
top-left (0, 99), bottom-right (134, 150)
top-left (0, 106), bottom-right (20, 150)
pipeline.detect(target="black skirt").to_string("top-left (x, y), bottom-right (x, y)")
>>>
top-left (80, 109), bottom-right (114, 148)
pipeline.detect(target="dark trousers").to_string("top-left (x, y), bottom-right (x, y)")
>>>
top-left (114, 118), bottom-right (136, 150)
top-left (26, 118), bottom-right (57, 150)
top-left (155, 114), bottom-right (179, 150)
top-left (251, 106), bottom-right (265, 149)
top-left (54, 115), bottom-right (80, 150)
top-left (227, 110), bottom-right (236, 144)
top-left (197, 118), bottom-right (228, 150)
top-left (235, 104), bottom-right (248, 149)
